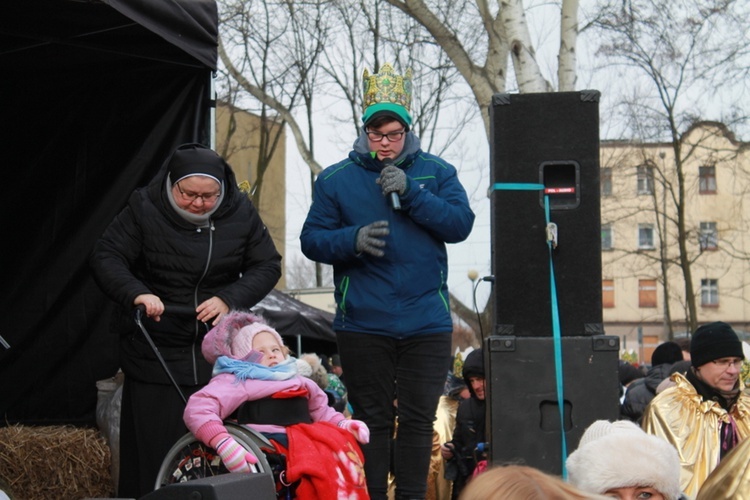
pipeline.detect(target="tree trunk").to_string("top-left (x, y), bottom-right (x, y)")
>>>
top-left (558, 0), bottom-right (579, 91)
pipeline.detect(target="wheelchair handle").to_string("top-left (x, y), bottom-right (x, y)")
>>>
top-left (134, 303), bottom-right (197, 321)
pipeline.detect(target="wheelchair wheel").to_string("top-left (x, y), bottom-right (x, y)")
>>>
top-left (154, 422), bottom-right (275, 488)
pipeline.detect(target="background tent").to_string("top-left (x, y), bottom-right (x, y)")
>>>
top-left (0, 0), bottom-right (219, 426)
top-left (0, 0), bottom-right (336, 427)
top-left (253, 290), bottom-right (337, 357)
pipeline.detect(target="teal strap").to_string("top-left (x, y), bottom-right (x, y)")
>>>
top-left (544, 195), bottom-right (568, 479)
top-left (492, 181), bottom-right (568, 477)
top-left (490, 182), bottom-right (545, 192)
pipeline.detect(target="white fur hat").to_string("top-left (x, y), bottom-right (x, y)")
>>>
top-left (566, 420), bottom-right (682, 500)
top-left (295, 358), bottom-right (313, 378)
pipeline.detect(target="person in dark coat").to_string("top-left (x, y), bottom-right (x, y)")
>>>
top-left (440, 348), bottom-right (486, 499)
top-left (90, 143), bottom-right (281, 497)
top-left (618, 359), bottom-right (644, 405)
top-left (621, 341), bottom-right (684, 423)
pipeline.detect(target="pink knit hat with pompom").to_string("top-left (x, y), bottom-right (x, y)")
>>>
top-left (201, 311), bottom-right (283, 364)
top-left (230, 322), bottom-right (284, 360)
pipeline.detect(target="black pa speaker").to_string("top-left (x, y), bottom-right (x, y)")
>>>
top-left (138, 473), bottom-right (276, 500)
top-left (489, 91), bottom-right (603, 337)
top-left (485, 335), bottom-right (620, 475)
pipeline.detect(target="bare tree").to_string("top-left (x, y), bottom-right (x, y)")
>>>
top-left (215, 0), bottom-right (584, 342)
top-left (381, 0), bottom-right (579, 136)
top-left (219, 0), bottom-right (583, 170)
top-left (286, 254), bottom-right (334, 289)
top-left (592, 0), bottom-right (750, 332)
top-left (217, 0), bottom-right (329, 176)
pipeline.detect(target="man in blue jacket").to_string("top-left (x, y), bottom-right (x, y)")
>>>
top-left (300, 63), bottom-right (475, 500)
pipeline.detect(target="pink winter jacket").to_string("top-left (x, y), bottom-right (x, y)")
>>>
top-left (184, 372), bottom-right (345, 445)
top-left (184, 310), bottom-right (345, 446)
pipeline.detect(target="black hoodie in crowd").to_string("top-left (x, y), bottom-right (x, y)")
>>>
top-left (445, 348), bottom-right (486, 499)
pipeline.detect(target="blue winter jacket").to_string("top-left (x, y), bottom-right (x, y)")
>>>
top-left (300, 131), bottom-right (475, 337)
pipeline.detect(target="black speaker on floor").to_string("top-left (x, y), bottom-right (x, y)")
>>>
top-left (485, 335), bottom-right (620, 475)
top-left (489, 91), bottom-right (602, 337)
top-left (138, 473), bottom-right (276, 500)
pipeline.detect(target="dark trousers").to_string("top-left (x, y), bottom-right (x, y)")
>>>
top-left (117, 377), bottom-right (200, 498)
top-left (337, 331), bottom-right (452, 500)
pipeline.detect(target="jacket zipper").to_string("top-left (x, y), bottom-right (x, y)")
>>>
top-left (339, 276), bottom-right (349, 328)
top-left (192, 221), bottom-right (215, 384)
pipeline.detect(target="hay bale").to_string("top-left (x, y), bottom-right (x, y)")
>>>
top-left (0, 425), bottom-right (113, 500)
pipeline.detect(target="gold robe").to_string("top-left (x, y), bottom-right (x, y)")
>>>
top-left (697, 435), bottom-right (750, 499)
top-left (426, 395), bottom-right (460, 500)
top-left (642, 372), bottom-right (750, 498)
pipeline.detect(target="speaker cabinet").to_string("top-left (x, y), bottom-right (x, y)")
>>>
top-left (138, 473), bottom-right (276, 500)
top-left (490, 91), bottom-right (603, 337)
top-left (485, 335), bottom-right (620, 475)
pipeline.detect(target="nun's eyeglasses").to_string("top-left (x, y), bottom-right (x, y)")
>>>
top-left (175, 182), bottom-right (220, 204)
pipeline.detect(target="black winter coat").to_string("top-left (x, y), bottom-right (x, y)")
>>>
top-left (621, 363), bottom-right (673, 422)
top-left (446, 349), bottom-right (486, 499)
top-left (90, 146), bottom-right (281, 386)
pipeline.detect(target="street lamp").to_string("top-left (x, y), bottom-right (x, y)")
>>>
top-left (466, 269), bottom-right (483, 339)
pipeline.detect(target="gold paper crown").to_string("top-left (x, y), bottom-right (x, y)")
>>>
top-left (453, 353), bottom-right (465, 378)
top-left (362, 63), bottom-right (413, 126)
top-left (452, 347), bottom-right (476, 378)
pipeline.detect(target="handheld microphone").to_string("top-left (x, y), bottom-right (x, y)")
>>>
top-left (382, 158), bottom-right (402, 211)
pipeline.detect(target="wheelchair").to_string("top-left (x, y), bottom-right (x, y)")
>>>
top-left (155, 421), bottom-right (276, 487)
top-left (154, 409), bottom-right (304, 499)
top-left (133, 306), bottom-right (298, 498)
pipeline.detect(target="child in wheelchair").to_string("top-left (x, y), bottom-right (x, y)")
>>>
top-left (183, 310), bottom-right (370, 498)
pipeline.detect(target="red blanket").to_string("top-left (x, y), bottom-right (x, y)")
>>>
top-left (286, 421), bottom-right (369, 499)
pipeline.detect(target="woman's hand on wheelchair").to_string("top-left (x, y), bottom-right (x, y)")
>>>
top-left (338, 419), bottom-right (370, 444)
top-left (210, 433), bottom-right (258, 473)
top-left (134, 294), bottom-right (164, 322)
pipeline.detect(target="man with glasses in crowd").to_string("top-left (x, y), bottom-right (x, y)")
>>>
top-left (300, 63), bottom-right (474, 500)
top-left (90, 143), bottom-right (281, 497)
top-left (643, 321), bottom-right (750, 497)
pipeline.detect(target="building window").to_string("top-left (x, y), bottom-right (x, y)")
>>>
top-left (601, 224), bottom-right (613, 250)
top-left (602, 279), bottom-right (615, 308)
top-left (699, 222), bottom-right (718, 250)
top-left (637, 165), bottom-right (654, 195)
top-left (638, 224), bottom-right (655, 250)
top-left (699, 166), bottom-right (716, 194)
top-left (639, 279), bottom-right (657, 308)
top-left (601, 167), bottom-right (612, 196)
top-left (701, 279), bottom-right (719, 306)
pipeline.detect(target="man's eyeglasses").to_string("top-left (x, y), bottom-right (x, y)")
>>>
top-left (366, 129), bottom-right (406, 142)
top-left (175, 182), bottom-right (221, 204)
top-left (711, 358), bottom-right (744, 370)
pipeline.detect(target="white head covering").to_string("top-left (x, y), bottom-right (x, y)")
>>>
top-left (566, 420), bottom-right (683, 500)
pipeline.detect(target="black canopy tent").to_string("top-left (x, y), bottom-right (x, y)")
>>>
top-left (0, 0), bottom-right (335, 426)
top-left (254, 290), bottom-right (337, 358)
top-left (0, 0), bottom-right (218, 426)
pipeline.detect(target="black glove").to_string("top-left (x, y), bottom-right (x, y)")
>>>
top-left (355, 220), bottom-right (389, 257)
top-left (377, 165), bottom-right (407, 196)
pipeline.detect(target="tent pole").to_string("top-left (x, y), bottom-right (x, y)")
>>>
top-left (209, 74), bottom-right (216, 149)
